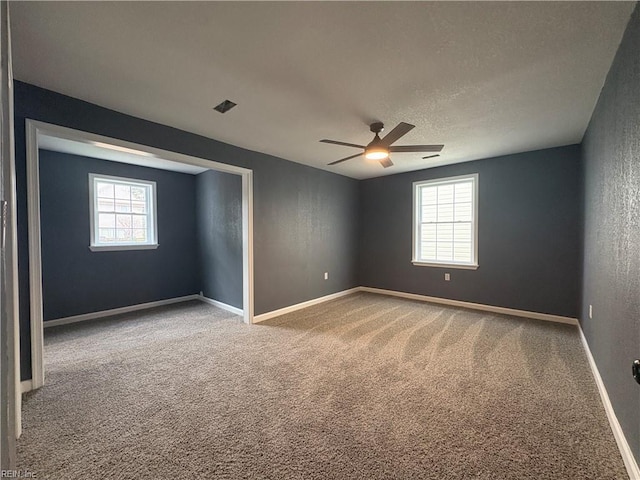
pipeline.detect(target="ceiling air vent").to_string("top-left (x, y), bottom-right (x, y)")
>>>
top-left (213, 100), bottom-right (237, 114)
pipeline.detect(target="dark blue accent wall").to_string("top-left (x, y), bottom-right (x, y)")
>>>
top-left (39, 150), bottom-right (199, 321)
top-left (15, 81), bottom-right (360, 380)
top-left (581, 4), bottom-right (640, 466)
top-left (359, 146), bottom-right (582, 318)
top-left (196, 170), bottom-right (242, 309)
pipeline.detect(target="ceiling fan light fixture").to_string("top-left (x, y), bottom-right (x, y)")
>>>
top-left (364, 131), bottom-right (389, 160)
top-left (322, 121), bottom-right (443, 168)
top-left (364, 147), bottom-right (389, 161)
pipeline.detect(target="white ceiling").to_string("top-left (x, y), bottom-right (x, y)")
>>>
top-left (10, 2), bottom-right (635, 180)
top-left (39, 135), bottom-right (208, 175)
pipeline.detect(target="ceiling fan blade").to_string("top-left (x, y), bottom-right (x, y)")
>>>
top-left (381, 122), bottom-right (415, 146)
top-left (379, 158), bottom-right (394, 168)
top-left (390, 144), bottom-right (444, 153)
top-left (320, 139), bottom-right (365, 149)
top-left (422, 154), bottom-right (440, 159)
top-left (328, 153), bottom-right (362, 166)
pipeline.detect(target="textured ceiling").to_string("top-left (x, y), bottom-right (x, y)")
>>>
top-left (10, 2), bottom-right (634, 179)
top-left (39, 136), bottom-right (207, 175)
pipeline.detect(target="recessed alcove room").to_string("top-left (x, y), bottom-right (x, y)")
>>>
top-left (0, 2), bottom-right (639, 479)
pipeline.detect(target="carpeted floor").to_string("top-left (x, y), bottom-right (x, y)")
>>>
top-left (18, 293), bottom-right (627, 479)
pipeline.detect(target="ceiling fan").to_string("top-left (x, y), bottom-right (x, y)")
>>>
top-left (321, 122), bottom-right (444, 168)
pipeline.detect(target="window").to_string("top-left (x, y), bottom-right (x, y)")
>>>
top-left (89, 174), bottom-right (158, 251)
top-left (413, 174), bottom-right (478, 269)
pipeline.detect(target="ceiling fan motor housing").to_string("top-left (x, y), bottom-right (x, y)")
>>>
top-left (367, 122), bottom-right (385, 151)
top-left (367, 133), bottom-right (383, 149)
top-left (370, 122), bottom-right (384, 134)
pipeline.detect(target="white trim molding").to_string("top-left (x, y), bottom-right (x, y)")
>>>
top-left (88, 173), bottom-right (158, 251)
top-left (252, 287), bottom-right (579, 325)
top-left (359, 287), bottom-right (579, 325)
top-left (253, 288), bottom-right (361, 323)
top-left (89, 244), bottom-right (158, 252)
top-left (412, 173), bottom-right (479, 270)
top-left (20, 381), bottom-right (32, 394)
top-left (241, 170), bottom-right (254, 325)
top-left (579, 327), bottom-right (640, 480)
top-left (198, 295), bottom-right (243, 316)
top-left (43, 295), bottom-right (200, 328)
top-left (411, 261), bottom-right (479, 270)
top-left (26, 120), bottom-right (45, 390)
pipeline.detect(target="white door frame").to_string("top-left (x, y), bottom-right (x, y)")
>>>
top-left (1, 0), bottom-right (20, 451)
top-left (25, 119), bottom-right (254, 390)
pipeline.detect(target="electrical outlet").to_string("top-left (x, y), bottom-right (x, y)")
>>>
top-left (444, 273), bottom-right (450, 281)
top-left (589, 305), bottom-right (593, 319)
top-left (324, 272), bottom-right (329, 280)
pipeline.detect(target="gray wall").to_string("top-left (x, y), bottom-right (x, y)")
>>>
top-left (15, 81), bottom-right (360, 380)
top-left (39, 150), bottom-right (199, 320)
top-left (196, 170), bottom-right (242, 309)
top-left (254, 158), bottom-right (359, 312)
top-left (359, 146), bottom-right (582, 318)
top-left (581, 3), bottom-right (640, 465)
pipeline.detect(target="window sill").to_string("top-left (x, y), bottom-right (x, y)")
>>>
top-left (412, 261), bottom-right (478, 270)
top-left (89, 244), bottom-right (159, 252)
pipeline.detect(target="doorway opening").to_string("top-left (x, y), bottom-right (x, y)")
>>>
top-left (25, 119), bottom-right (254, 391)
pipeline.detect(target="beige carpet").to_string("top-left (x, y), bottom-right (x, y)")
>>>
top-left (18, 293), bottom-right (627, 479)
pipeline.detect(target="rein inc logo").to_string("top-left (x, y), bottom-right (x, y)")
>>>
top-left (1, 471), bottom-right (36, 478)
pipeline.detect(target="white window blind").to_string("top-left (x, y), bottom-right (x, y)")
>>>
top-left (413, 174), bottom-right (478, 268)
top-left (89, 174), bottom-right (158, 251)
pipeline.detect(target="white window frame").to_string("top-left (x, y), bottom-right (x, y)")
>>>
top-left (88, 173), bottom-right (158, 252)
top-left (412, 173), bottom-right (479, 269)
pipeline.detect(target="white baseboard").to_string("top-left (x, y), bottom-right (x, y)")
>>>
top-left (198, 295), bottom-right (243, 316)
top-left (359, 287), bottom-right (579, 325)
top-left (43, 295), bottom-right (201, 328)
top-left (20, 380), bottom-right (32, 394)
top-left (253, 287), bottom-right (361, 323)
top-left (252, 286), bottom-right (578, 326)
top-left (579, 327), bottom-right (640, 480)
